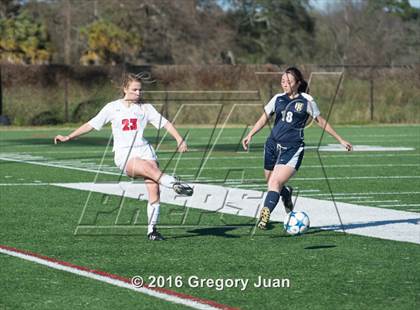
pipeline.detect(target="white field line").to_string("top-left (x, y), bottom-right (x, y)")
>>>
top-left (129, 138), bottom-right (420, 144)
top-left (378, 204), bottom-right (420, 207)
top-left (1, 134), bottom-right (418, 147)
top-left (0, 151), bottom-right (420, 243)
top-left (173, 135), bottom-right (418, 141)
top-left (0, 157), bottom-right (121, 176)
top-left (1, 155), bottom-right (419, 206)
top-left (3, 155), bottom-right (419, 183)
top-left (184, 137), bottom-right (415, 142)
top-left (163, 163), bottom-right (420, 170)
top-left (322, 196), bottom-right (374, 200)
top-left (167, 164), bottom-right (420, 171)
top-left (305, 192), bottom-right (420, 196)
top-left (53, 182), bottom-right (420, 245)
top-left (1, 153), bottom-right (419, 161)
top-left (0, 183), bottom-right (50, 186)
top-left (4, 153), bottom-right (420, 170)
top-left (5, 132), bottom-right (418, 137)
top-left (3, 148), bottom-right (414, 156)
top-left (0, 144), bottom-right (52, 148)
top-left (0, 182), bottom-right (384, 203)
top-left (156, 153), bottom-right (420, 159)
top-left (1, 129), bottom-right (418, 139)
top-left (0, 137), bottom-right (416, 154)
top-left (355, 200), bottom-right (400, 203)
top-left (0, 245), bottom-right (235, 310)
top-left (101, 162), bottom-right (419, 171)
top-left (305, 145), bottom-right (415, 152)
top-left (195, 176), bottom-right (420, 182)
top-left (346, 134), bottom-right (420, 138)
top-left (153, 135), bottom-right (418, 143)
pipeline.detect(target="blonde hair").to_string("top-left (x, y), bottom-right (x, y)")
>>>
top-left (120, 72), bottom-right (152, 95)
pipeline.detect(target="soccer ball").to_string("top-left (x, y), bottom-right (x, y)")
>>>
top-left (284, 211), bottom-right (310, 235)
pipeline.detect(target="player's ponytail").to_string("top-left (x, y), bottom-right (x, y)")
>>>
top-left (285, 67), bottom-right (309, 94)
top-left (298, 80), bottom-right (309, 93)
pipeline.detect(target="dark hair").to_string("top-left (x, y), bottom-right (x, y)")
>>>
top-left (284, 67), bottom-right (309, 93)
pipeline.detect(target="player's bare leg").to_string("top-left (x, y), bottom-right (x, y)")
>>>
top-left (269, 165), bottom-right (295, 213)
top-left (126, 158), bottom-right (164, 181)
top-left (125, 158), bottom-right (193, 196)
top-left (144, 177), bottom-right (160, 204)
top-left (267, 165), bottom-right (295, 192)
top-left (258, 166), bottom-right (295, 229)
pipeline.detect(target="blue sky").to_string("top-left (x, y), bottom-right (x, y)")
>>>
top-left (217, 0), bottom-right (420, 11)
top-left (310, 0), bottom-right (420, 10)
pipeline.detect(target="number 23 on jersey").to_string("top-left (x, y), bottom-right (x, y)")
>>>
top-left (122, 118), bottom-right (138, 131)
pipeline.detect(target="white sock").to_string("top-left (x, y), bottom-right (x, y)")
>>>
top-left (147, 202), bottom-right (160, 235)
top-left (159, 174), bottom-right (177, 188)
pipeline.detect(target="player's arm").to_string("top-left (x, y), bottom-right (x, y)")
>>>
top-left (242, 112), bottom-right (270, 150)
top-left (314, 116), bottom-right (352, 151)
top-left (54, 123), bottom-right (94, 144)
top-left (164, 122), bottom-right (188, 153)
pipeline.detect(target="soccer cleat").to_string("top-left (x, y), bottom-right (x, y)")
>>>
top-left (147, 228), bottom-right (165, 241)
top-left (257, 207), bottom-right (271, 230)
top-left (282, 186), bottom-right (294, 214)
top-left (172, 179), bottom-right (194, 196)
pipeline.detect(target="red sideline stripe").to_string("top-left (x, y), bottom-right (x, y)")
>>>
top-left (0, 244), bottom-right (239, 310)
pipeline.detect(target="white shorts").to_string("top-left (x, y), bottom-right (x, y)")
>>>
top-left (114, 144), bottom-right (158, 171)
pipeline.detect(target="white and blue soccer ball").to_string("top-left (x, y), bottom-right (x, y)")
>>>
top-left (284, 211), bottom-right (310, 235)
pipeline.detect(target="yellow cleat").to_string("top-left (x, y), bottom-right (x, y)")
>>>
top-left (258, 207), bottom-right (271, 230)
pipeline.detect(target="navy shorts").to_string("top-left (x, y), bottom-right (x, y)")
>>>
top-left (264, 139), bottom-right (304, 171)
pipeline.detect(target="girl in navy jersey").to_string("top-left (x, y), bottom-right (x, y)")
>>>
top-left (242, 67), bottom-right (352, 230)
top-left (54, 73), bottom-right (193, 240)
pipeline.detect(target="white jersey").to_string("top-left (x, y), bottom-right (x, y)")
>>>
top-left (88, 99), bottom-right (168, 151)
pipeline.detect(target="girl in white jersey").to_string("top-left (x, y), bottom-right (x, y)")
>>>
top-left (54, 73), bottom-right (193, 241)
top-left (242, 67), bottom-right (352, 230)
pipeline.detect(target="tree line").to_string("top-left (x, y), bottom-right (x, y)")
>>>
top-left (1, 0), bottom-right (419, 66)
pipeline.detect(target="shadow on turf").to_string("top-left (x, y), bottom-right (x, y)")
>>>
top-left (167, 222), bottom-right (322, 240)
top-left (167, 221), bottom-right (346, 240)
top-left (166, 223), bottom-right (263, 239)
top-left (304, 245), bottom-right (337, 250)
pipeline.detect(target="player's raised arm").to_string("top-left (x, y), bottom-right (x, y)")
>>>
top-left (242, 112), bottom-right (270, 150)
top-left (164, 122), bottom-right (188, 153)
top-left (54, 123), bottom-right (94, 144)
top-left (314, 115), bottom-right (352, 151)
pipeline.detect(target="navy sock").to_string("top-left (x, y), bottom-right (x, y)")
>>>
top-left (264, 191), bottom-right (280, 212)
top-left (280, 186), bottom-right (288, 197)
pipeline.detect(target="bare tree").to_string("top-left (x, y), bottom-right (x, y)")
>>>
top-left (314, 1), bottom-right (416, 65)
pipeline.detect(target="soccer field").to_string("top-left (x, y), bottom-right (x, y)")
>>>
top-left (0, 124), bottom-right (419, 309)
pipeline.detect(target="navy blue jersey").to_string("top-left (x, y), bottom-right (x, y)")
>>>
top-left (264, 92), bottom-right (320, 146)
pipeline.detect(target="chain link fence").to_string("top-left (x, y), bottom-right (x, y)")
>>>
top-left (1, 64), bottom-right (419, 125)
